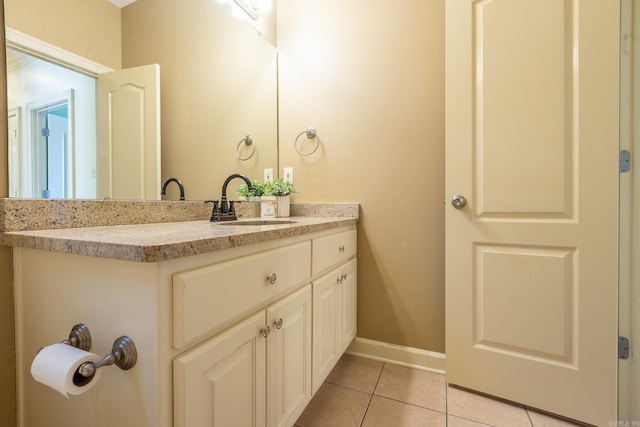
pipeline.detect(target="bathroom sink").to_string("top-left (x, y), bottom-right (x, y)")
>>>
top-left (218, 220), bottom-right (297, 226)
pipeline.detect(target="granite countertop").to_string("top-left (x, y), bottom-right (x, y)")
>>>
top-left (1, 216), bottom-right (357, 262)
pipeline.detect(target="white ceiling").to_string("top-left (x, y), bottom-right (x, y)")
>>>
top-left (107, 0), bottom-right (137, 8)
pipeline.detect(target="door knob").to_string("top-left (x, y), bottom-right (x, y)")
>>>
top-left (451, 195), bottom-right (467, 209)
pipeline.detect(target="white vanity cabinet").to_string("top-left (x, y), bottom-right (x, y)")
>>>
top-left (173, 285), bottom-right (312, 427)
top-left (311, 230), bottom-right (357, 393)
top-left (12, 224), bottom-right (356, 427)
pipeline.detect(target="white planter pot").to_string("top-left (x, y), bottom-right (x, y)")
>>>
top-left (276, 196), bottom-right (290, 217)
top-left (261, 196), bottom-right (276, 218)
top-left (261, 195), bottom-right (291, 218)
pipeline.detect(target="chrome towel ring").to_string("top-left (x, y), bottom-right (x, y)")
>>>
top-left (236, 135), bottom-right (256, 161)
top-left (294, 127), bottom-right (320, 156)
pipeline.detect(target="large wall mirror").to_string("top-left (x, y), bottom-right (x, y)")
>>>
top-left (4, 0), bottom-right (278, 201)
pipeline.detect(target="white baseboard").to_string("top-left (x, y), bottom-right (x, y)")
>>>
top-left (346, 337), bottom-right (446, 375)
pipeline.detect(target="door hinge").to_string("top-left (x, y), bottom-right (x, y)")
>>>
top-left (41, 128), bottom-right (50, 137)
top-left (620, 150), bottom-right (631, 173)
top-left (619, 336), bottom-right (630, 360)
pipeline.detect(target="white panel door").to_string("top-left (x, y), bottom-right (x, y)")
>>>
top-left (97, 64), bottom-right (160, 200)
top-left (445, 1), bottom-right (619, 425)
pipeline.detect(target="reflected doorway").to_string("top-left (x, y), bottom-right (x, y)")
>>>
top-left (6, 45), bottom-right (97, 198)
top-left (31, 97), bottom-right (72, 198)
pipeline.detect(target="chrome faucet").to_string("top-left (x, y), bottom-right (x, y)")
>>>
top-left (209, 173), bottom-right (253, 221)
top-left (161, 178), bottom-right (185, 200)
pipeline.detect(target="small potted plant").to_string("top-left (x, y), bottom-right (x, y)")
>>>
top-left (261, 178), bottom-right (298, 218)
top-left (236, 180), bottom-right (265, 202)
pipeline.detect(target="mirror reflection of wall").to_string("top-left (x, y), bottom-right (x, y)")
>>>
top-left (4, 0), bottom-right (278, 201)
top-left (121, 0), bottom-right (278, 200)
top-left (6, 47), bottom-right (97, 199)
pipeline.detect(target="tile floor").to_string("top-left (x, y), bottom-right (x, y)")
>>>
top-left (295, 354), bottom-right (591, 427)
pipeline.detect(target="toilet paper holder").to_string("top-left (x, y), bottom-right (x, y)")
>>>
top-left (76, 336), bottom-right (137, 380)
top-left (61, 324), bottom-right (137, 382)
top-left (62, 323), bottom-right (92, 351)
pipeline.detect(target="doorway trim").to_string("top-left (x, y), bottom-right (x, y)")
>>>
top-left (8, 107), bottom-right (22, 198)
top-left (619, 0), bottom-right (639, 421)
top-left (5, 27), bottom-right (112, 76)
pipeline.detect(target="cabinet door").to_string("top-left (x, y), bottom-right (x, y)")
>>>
top-left (338, 259), bottom-right (357, 355)
top-left (266, 285), bottom-right (312, 427)
top-left (174, 311), bottom-right (267, 427)
top-left (312, 269), bottom-right (340, 394)
top-left (312, 260), bottom-right (358, 393)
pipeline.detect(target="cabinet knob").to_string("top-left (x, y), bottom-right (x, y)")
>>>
top-left (337, 272), bottom-right (348, 285)
top-left (262, 326), bottom-right (271, 338)
top-left (274, 318), bottom-right (283, 329)
top-left (266, 273), bottom-right (277, 285)
top-left (338, 245), bottom-right (346, 253)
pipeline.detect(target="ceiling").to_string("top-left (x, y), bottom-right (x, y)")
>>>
top-left (107, 0), bottom-right (137, 8)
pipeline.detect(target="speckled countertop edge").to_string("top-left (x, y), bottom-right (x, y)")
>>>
top-left (1, 217), bottom-right (357, 262)
top-left (0, 199), bottom-right (359, 262)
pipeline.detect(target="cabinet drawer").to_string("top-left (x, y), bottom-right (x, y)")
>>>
top-left (312, 229), bottom-right (357, 275)
top-left (173, 241), bottom-right (311, 349)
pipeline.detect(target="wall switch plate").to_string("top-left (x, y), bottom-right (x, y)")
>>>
top-left (264, 168), bottom-right (273, 183)
top-left (283, 167), bottom-right (294, 183)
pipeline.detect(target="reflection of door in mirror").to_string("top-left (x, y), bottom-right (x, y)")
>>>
top-left (43, 110), bottom-right (69, 198)
top-left (97, 64), bottom-right (161, 200)
top-left (6, 47), bottom-right (96, 199)
top-left (32, 98), bottom-right (73, 198)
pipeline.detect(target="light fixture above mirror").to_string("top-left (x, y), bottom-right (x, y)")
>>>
top-left (232, 0), bottom-right (259, 20)
top-left (219, 0), bottom-right (271, 21)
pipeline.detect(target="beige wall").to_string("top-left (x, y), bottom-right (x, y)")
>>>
top-left (4, 0), bottom-right (121, 69)
top-left (0, 0), bottom-right (15, 424)
top-left (277, 0), bottom-right (446, 352)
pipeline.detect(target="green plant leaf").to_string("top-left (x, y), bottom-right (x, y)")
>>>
top-left (263, 178), bottom-right (298, 196)
top-left (236, 180), bottom-right (266, 197)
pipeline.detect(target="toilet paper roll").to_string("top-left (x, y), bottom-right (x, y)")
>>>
top-left (31, 343), bottom-right (102, 398)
